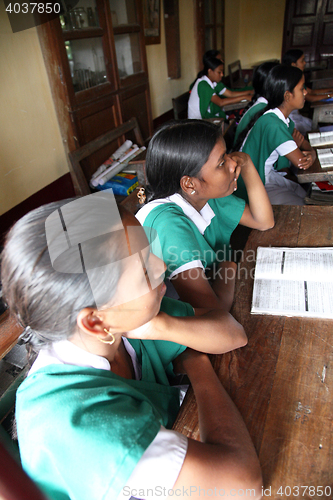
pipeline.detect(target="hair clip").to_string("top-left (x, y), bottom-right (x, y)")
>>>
top-left (20, 325), bottom-right (33, 343)
top-left (137, 187), bottom-right (146, 205)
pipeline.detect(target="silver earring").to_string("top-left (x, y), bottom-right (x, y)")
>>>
top-left (191, 190), bottom-right (196, 195)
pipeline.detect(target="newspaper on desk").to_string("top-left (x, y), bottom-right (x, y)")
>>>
top-left (251, 247), bottom-right (333, 319)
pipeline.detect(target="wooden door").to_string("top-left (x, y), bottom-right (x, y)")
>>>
top-left (282, 0), bottom-right (333, 68)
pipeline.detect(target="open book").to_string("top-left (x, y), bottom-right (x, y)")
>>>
top-left (251, 247), bottom-right (333, 318)
top-left (308, 131), bottom-right (333, 147)
top-left (317, 148), bottom-right (333, 169)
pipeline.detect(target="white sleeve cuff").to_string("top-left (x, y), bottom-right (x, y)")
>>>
top-left (276, 140), bottom-right (297, 156)
top-left (117, 426), bottom-right (188, 500)
top-left (169, 260), bottom-right (204, 279)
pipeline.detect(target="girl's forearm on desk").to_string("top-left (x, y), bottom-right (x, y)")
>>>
top-left (211, 261), bottom-right (237, 312)
top-left (172, 351), bottom-right (263, 496)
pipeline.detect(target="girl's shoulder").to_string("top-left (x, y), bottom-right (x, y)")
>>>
top-left (254, 109), bottom-right (287, 131)
top-left (136, 199), bottom-right (186, 228)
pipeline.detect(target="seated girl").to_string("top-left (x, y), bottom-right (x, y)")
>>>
top-left (136, 120), bottom-right (274, 311)
top-left (233, 61), bottom-right (278, 147)
top-left (1, 194), bottom-right (262, 500)
top-left (188, 56), bottom-right (253, 120)
top-left (235, 65), bottom-right (316, 206)
top-left (282, 49), bottom-right (333, 135)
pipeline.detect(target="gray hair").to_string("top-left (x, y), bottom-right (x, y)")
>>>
top-left (1, 198), bottom-right (125, 350)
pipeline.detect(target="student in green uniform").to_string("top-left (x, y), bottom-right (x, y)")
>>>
top-left (236, 65), bottom-right (316, 205)
top-left (1, 196), bottom-right (262, 500)
top-left (136, 120), bottom-right (274, 311)
top-left (281, 49), bottom-right (333, 135)
top-left (188, 56), bottom-right (253, 120)
top-left (282, 49), bottom-right (333, 103)
top-left (233, 61), bottom-right (278, 148)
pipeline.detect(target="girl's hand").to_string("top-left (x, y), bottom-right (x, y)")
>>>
top-left (125, 312), bottom-right (168, 340)
top-left (292, 128), bottom-right (305, 148)
top-left (298, 150), bottom-right (316, 170)
top-left (229, 151), bottom-right (252, 169)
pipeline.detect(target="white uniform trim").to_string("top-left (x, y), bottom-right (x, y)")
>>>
top-left (136, 193), bottom-right (216, 278)
top-left (188, 75), bottom-right (226, 119)
top-left (241, 96), bottom-right (267, 123)
top-left (29, 340), bottom-right (188, 500)
top-left (136, 193), bottom-right (215, 235)
top-left (169, 260), bottom-right (204, 279)
top-left (254, 96), bottom-right (268, 105)
top-left (263, 108), bottom-right (297, 181)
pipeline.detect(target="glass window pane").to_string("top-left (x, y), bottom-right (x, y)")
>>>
top-left (60, 0), bottom-right (99, 30)
top-left (65, 38), bottom-right (108, 92)
top-left (205, 0), bottom-right (213, 24)
top-left (109, 0), bottom-right (137, 26)
top-left (114, 33), bottom-right (142, 78)
top-left (205, 28), bottom-right (213, 52)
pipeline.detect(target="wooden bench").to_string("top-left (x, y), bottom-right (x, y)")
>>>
top-left (172, 91), bottom-right (190, 120)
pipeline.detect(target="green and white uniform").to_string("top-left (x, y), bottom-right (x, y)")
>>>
top-left (136, 193), bottom-right (245, 279)
top-left (188, 75), bottom-right (227, 119)
top-left (16, 297), bottom-right (193, 500)
top-left (235, 108), bottom-right (305, 205)
top-left (233, 97), bottom-right (268, 146)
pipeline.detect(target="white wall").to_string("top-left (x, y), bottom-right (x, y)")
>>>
top-left (146, 0), bottom-right (197, 118)
top-left (224, 0), bottom-right (286, 72)
top-left (0, 2), bottom-right (68, 215)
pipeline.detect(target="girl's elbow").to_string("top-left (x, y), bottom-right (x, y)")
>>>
top-left (234, 325), bottom-right (248, 349)
top-left (259, 216), bottom-right (275, 231)
top-left (241, 466), bottom-right (263, 500)
top-left (238, 330), bottom-right (248, 349)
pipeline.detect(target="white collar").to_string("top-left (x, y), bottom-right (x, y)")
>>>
top-left (29, 338), bottom-right (141, 379)
top-left (264, 107), bottom-right (290, 126)
top-left (136, 193), bottom-right (215, 235)
top-left (200, 75), bottom-right (217, 89)
top-left (255, 96), bottom-right (268, 105)
top-left (167, 194), bottom-right (215, 234)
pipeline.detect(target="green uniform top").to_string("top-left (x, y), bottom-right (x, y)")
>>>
top-left (136, 193), bottom-right (245, 279)
top-left (188, 75), bottom-right (227, 119)
top-left (233, 97), bottom-right (268, 145)
top-left (16, 297), bottom-right (193, 500)
top-left (234, 108), bottom-right (296, 203)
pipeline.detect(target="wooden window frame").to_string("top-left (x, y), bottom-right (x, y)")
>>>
top-left (195, 0), bottom-right (225, 71)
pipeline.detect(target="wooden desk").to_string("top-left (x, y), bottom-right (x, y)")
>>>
top-left (310, 69), bottom-right (333, 90)
top-left (296, 155), bottom-right (333, 183)
top-left (223, 100), bottom-right (250, 113)
top-left (173, 205), bottom-right (333, 495)
top-left (311, 101), bottom-right (333, 129)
